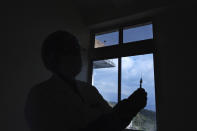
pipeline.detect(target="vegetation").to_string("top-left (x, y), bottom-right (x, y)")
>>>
top-left (108, 102), bottom-right (156, 131)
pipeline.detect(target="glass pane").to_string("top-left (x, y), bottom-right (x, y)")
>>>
top-left (95, 31), bottom-right (119, 48)
top-left (92, 58), bottom-right (118, 107)
top-left (121, 54), bottom-right (157, 131)
top-left (123, 24), bottom-right (153, 43)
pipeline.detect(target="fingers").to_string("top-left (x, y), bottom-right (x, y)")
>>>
top-left (127, 88), bottom-right (147, 110)
top-left (137, 88), bottom-right (146, 93)
top-left (128, 88), bottom-right (147, 100)
top-left (137, 88), bottom-right (147, 97)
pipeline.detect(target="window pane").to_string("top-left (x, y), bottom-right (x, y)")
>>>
top-left (95, 31), bottom-right (119, 48)
top-left (92, 58), bottom-right (118, 106)
top-left (123, 24), bottom-right (153, 43)
top-left (121, 54), bottom-right (157, 131)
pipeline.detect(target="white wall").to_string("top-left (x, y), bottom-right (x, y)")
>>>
top-left (1, 0), bottom-right (89, 130)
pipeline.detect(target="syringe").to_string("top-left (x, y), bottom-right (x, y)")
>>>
top-left (139, 76), bottom-right (143, 89)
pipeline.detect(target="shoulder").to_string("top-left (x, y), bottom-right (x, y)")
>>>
top-left (76, 80), bottom-right (112, 111)
top-left (27, 79), bottom-right (53, 101)
top-left (30, 80), bottom-right (50, 93)
top-left (76, 80), bottom-right (90, 88)
top-left (76, 80), bottom-right (99, 93)
top-left (76, 80), bottom-right (104, 102)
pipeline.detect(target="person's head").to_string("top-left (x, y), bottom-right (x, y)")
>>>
top-left (42, 30), bottom-right (82, 78)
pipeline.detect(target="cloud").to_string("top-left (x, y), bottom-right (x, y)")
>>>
top-left (94, 80), bottom-right (118, 102)
top-left (94, 81), bottom-right (117, 93)
top-left (122, 54), bottom-right (154, 80)
top-left (122, 57), bottom-right (134, 70)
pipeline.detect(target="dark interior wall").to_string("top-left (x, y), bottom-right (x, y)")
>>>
top-left (153, 5), bottom-right (197, 131)
top-left (2, 1), bottom-right (89, 130)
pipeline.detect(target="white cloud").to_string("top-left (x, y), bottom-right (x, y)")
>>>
top-left (122, 55), bottom-right (154, 80)
top-left (95, 81), bottom-right (117, 93)
top-left (122, 57), bottom-right (134, 70)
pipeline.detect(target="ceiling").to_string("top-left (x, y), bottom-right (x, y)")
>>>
top-left (73, 0), bottom-right (176, 26)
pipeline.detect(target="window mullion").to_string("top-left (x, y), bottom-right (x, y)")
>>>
top-left (118, 28), bottom-right (123, 102)
top-left (118, 57), bottom-right (121, 102)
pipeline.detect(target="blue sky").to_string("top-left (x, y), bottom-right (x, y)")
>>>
top-left (93, 24), bottom-right (156, 111)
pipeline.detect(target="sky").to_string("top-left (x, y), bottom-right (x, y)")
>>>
top-left (93, 24), bottom-right (156, 111)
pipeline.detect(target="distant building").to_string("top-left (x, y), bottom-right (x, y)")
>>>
top-left (95, 39), bottom-right (105, 48)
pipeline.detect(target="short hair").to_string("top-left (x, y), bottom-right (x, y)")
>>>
top-left (41, 30), bottom-right (80, 71)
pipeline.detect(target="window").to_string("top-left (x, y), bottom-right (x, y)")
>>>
top-left (90, 23), bottom-right (157, 131)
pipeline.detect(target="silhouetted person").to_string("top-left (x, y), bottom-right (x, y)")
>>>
top-left (24, 31), bottom-right (147, 131)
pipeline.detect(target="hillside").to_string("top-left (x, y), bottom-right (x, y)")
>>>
top-left (108, 101), bottom-right (157, 131)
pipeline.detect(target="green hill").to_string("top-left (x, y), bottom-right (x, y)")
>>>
top-left (131, 109), bottom-right (156, 131)
top-left (108, 101), bottom-right (157, 131)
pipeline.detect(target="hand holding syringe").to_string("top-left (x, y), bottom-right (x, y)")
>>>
top-left (113, 74), bottom-right (147, 123)
top-left (127, 74), bottom-right (147, 110)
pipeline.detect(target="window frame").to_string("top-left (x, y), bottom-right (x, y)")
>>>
top-left (87, 19), bottom-right (159, 130)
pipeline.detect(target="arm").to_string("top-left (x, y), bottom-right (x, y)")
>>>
top-left (80, 88), bottom-right (147, 131)
top-left (90, 85), bottom-right (113, 111)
